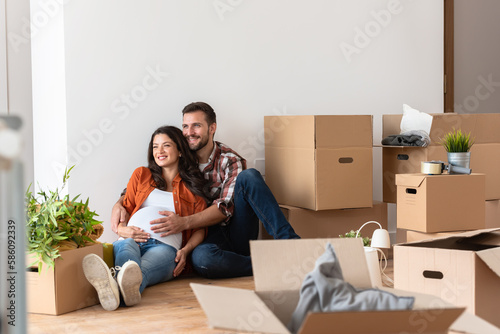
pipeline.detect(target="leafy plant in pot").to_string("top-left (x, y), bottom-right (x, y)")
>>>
top-left (440, 128), bottom-right (474, 169)
top-left (26, 166), bottom-right (103, 271)
top-left (339, 230), bottom-right (371, 247)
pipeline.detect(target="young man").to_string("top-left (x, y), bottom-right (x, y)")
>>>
top-left (111, 102), bottom-right (299, 278)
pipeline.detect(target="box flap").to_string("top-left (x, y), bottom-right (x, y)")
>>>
top-left (190, 283), bottom-right (289, 334)
top-left (315, 115), bottom-right (372, 148)
top-left (397, 228), bottom-right (500, 247)
top-left (250, 238), bottom-right (372, 292)
top-left (395, 173), bottom-right (426, 188)
top-left (382, 114), bottom-right (404, 139)
top-left (451, 310), bottom-right (500, 334)
top-left (476, 247), bottom-right (500, 279)
top-left (380, 288), bottom-right (499, 334)
top-left (264, 116), bottom-right (316, 149)
top-left (298, 308), bottom-right (464, 334)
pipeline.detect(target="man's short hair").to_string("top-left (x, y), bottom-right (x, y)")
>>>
top-left (182, 102), bottom-right (216, 125)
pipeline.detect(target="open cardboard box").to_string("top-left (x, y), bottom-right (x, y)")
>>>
top-left (395, 228), bottom-right (500, 329)
top-left (26, 243), bottom-right (102, 315)
top-left (191, 238), bottom-right (499, 333)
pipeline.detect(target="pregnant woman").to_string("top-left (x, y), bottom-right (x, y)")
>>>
top-left (83, 125), bottom-right (208, 311)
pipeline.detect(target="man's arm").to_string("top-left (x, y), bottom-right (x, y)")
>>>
top-left (110, 195), bottom-right (129, 233)
top-left (153, 205), bottom-right (225, 236)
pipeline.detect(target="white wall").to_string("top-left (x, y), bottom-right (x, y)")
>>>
top-left (454, 0), bottom-right (500, 114)
top-left (31, 0), bottom-right (444, 243)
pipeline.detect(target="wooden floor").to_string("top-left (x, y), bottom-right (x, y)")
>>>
top-left (28, 261), bottom-right (393, 334)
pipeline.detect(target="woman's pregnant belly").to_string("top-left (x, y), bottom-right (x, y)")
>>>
top-left (128, 206), bottom-right (182, 250)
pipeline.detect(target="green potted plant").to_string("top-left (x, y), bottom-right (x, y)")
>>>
top-left (440, 128), bottom-right (475, 168)
top-left (26, 166), bottom-right (103, 271)
top-left (339, 230), bottom-right (371, 247)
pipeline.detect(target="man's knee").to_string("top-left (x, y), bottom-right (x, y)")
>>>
top-left (191, 243), bottom-right (218, 269)
top-left (191, 244), bottom-right (220, 278)
top-left (236, 168), bottom-right (262, 186)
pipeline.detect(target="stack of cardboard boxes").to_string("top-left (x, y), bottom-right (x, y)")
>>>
top-left (263, 115), bottom-right (387, 241)
top-left (380, 113), bottom-right (500, 328)
top-left (382, 113), bottom-right (500, 236)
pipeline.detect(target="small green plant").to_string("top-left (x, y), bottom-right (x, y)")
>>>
top-left (26, 166), bottom-right (102, 271)
top-left (440, 128), bottom-right (474, 152)
top-left (339, 230), bottom-right (371, 247)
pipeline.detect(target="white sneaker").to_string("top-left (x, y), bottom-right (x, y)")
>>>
top-left (117, 260), bottom-right (142, 307)
top-left (82, 254), bottom-right (120, 311)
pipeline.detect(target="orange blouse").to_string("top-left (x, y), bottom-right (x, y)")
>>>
top-left (122, 167), bottom-right (207, 273)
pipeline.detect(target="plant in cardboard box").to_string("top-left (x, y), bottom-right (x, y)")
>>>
top-left (26, 166), bottom-right (103, 271)
top-left (440, 128), bottom-right (474, 169)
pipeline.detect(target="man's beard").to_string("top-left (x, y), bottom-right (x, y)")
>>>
top-left (188, 135), bottom-right (209, 152)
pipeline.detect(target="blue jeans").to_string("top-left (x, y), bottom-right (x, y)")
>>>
top-left (191, 168), bottom-right (300, 279)
top-left (113, 238), bottom-right (177, 293)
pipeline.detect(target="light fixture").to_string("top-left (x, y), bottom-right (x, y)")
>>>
top-left (356, 220), bottom-right (391, 249)
top-left (356, 221), bottom-right (392, 288)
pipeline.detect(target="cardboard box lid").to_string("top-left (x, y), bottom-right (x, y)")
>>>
top-left (399, 228), bottom-right (500, 246)
top-left (396, 228), bottom-right (500, 280)
top-left (190, 283), bottom-right (290, 334)
top-left (395, 173), bottom-right (485, 189)
top-left (264, 115), bottom-right (372, 149)
top-left (250, 238), bottom-right (372, 291)
top-left (395, 173), bottom-right (427, 188)
top-left (298, 308), bottom-right (464, 334)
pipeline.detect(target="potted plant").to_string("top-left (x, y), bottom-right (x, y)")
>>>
top-left (26, 166), bottom-right (103, 271)
top-left (440, 128), bottom-right (474, 168)
top-left (339, 230), bottom-right (371, 246)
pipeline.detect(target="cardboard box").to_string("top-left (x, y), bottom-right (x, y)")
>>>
top-left (265, 115), bottom-right (373, 211)
top-left (396, 173), bottom-right (485, 233)
top-left (394, 228), bottom-right (500, 328)
top-left (261, 201), bottom-right (387, 240)
top-left (191, 238), bottom-right (494, 334)
top-left (402, 199), bottom-right (500, 242)
top-left (26, 244), bottom-right (102, 315)
top-left (382, 113), bottom-right (500, 203)
top-left (486, 200), bottom-right (500, 229)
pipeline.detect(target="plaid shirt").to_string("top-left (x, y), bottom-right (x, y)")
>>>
top-left (202, 141), bottom-right (246, 223)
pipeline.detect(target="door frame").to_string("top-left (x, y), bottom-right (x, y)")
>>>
top-left (444, 0), bottom-right (454, 113)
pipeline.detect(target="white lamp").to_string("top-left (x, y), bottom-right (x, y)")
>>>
top-left (356, 221), bottom-right (390, 249)
top-left (355, 221), bottom-right (391, 288)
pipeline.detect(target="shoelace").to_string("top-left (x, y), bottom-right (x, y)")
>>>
top-left (110, 266), bottom-right (122, 279)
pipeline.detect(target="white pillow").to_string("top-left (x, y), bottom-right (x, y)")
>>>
top-left (400, 104), bottom-right (433, 135)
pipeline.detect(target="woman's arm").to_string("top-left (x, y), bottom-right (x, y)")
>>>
top-left (116, 222), bottom-right (150, 243)
top-left (173, 229), bottom-right (205, 277)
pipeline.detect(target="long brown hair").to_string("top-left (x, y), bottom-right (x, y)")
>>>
top-left (147, 126), bottom-right (208, 202)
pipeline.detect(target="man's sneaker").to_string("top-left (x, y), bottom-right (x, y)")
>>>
top-left (82, 254), bottom-right (120, 311)
top-left (117, 260), bottom-right (142, 307)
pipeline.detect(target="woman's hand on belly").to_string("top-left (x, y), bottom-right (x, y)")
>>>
top-left (117, 223), bottom-right (150, 243)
